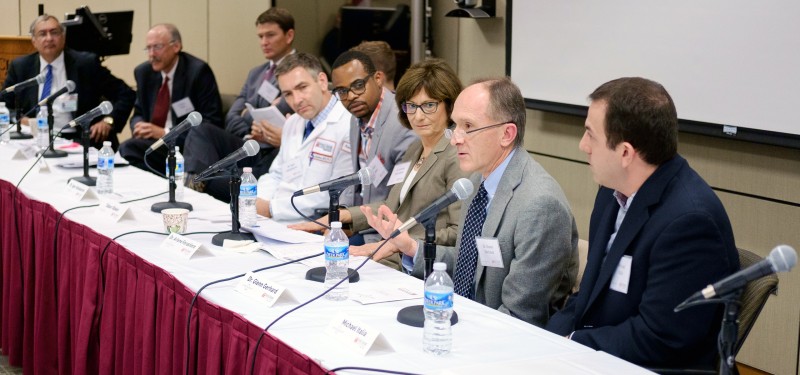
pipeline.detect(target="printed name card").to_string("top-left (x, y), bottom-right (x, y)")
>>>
top-left (324, 313), bottom-right (394, 356)
top-left (160, 233), bottom-right (202, 259)
top-left (97, 197), bottom-right (135, 222)
top-left (11, 145), bottom-right (38, 160)
top-left (234, 272), bottom-right (295, 307)
top-left (66, 179), bottom-right (96, 201)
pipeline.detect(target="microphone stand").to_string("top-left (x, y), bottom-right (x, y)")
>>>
top-left (40, 100), bottom-right (67, 158)
top-left (9, 93), bottom-right (32, 140)
top-left (67, 120), bottom-right (96, 186)
top-left (209, 166), bottom-right (255, 246)
top-left (305, 189), bottom-right (360, 283)
top-left (151, 143), bottom-right (193, 212)
top-left (396, 217), bottom-right (459, 327)
top-left (674, 290), bottom-right (742, 375)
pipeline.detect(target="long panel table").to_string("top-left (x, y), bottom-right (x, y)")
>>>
top-left (0, 141), bottom-right (651, 374)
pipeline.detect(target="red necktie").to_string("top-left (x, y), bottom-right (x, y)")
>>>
top-left (152, 76), bottom-right (170, 127)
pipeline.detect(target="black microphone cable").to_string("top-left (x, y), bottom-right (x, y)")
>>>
top-left (290, 194), bottom-right (331, 231)
top-left (327, 366), bottom-right (422, 375)
top-left (143, 149), bottom-right (168, 177)
top-left (182, 251), bottom-right (322, 375)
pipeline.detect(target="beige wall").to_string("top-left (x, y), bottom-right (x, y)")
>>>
top-left (3, 1), bottom-right (798, 373)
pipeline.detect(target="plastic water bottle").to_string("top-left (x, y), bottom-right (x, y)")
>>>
top-left (97, 141), bottom-right (115, 194)
top-left (0, 102), bottom-right (10, 144)
top-left (324, 221), bottom-right (349, 301)
top-left (238, 167), bottom-right (258, 227)
top-left (36, 106), bottom-right (49, 150)
top-left (166, 146), bottom-right (185, 201)
top-left (423, 262), bottom-right (454, 355)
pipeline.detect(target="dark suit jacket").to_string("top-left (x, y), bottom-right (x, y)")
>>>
top-left (130, 51), bottom-right (223, 147)
top-left (546, 155), bottom-right (740, 369)
top-left (2, 48), bottom-right (135, 149)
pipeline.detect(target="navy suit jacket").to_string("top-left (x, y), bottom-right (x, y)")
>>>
top-left (546, 155), bottom-right (739, 369)
top-left (130, 51), bottom-right (223, 146)
top-left (2, 48), bottom-right (135, 148)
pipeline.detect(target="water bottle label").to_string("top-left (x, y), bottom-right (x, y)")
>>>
top-left (324, 244), bottom-right (349, 261)
top-left (38, 118), bottom-right (48, 129)
top-left (98, 157), bottom-right (114, 169)
top-left (424, 291), bottom-right (453, 310)
top-left (0, 114), bottom-right (9, 123)
top-left (166, 162), bottom-right (185, 175)
top-left (240, 184), bottom-right (257, 197)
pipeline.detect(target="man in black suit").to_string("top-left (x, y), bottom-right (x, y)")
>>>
top-left (545, 77), bottom-right (740, 370)
top-left (119, 23), bottom-right (223, 174)
top-left (2, 14), bottom-right (135, 150)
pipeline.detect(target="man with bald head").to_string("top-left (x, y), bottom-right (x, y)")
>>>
top-left (120, 23), bottom-right (223, 174)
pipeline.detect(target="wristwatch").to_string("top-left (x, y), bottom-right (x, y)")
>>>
top-left (103, 116), bottom-right (114, 126)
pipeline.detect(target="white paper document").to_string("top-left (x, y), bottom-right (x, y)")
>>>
top-left (244, 219), bottom-right (324, 244)
top-left (245, 103), bottom-right (286, 128)
top-left (350, 284), bottom-right (422, 305)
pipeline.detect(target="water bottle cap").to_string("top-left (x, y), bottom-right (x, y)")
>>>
top-left (433, 262), bottom-right (446, 271)
top-left (103, 141), bottom-right (112, 146)
top-left (243, 167), bottom-right (252, 173)
top-left (330, 221), bottom-right (342, 229)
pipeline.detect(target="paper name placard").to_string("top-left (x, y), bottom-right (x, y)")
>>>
top-left (160, 233), bottom-right (202, 259)
top-left (97, 197), bottom-right (135, 222)
top-left (11, 145), bottom-right (38, 160)
top-left (235, 272), bottom-right (295, 307)
top-left (66, 179), bottom-right (96, 201)
top-left (324, 313), bottom-right (394, 356)
top-left (38, 157), bottom-right (51, 173)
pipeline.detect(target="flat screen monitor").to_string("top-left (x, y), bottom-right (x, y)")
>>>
top-left (340, 5), bottom-right (410, 51)
top-left (64, 6), bottom-right (133, 57)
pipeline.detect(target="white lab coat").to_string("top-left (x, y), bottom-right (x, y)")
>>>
top-left (257, 99), bottom-right (354, 222)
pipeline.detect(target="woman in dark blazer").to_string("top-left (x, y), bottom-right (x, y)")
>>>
top-left (292, 59), bottom-right (467, 272)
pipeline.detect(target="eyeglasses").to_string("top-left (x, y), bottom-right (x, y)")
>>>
top-left (143, 41), bottom-right (175, 53)
top-left (332, 76), bottom-right (371, 100)
top-left (33, 29), bottom-right (63, 39)
top-left (401, 101), bottom-right (441, 115)
top-left (446, 121), bottom-right (514, 140)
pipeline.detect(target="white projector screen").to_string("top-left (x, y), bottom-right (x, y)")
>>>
top-left (508, 0), bottom-right (800, 148)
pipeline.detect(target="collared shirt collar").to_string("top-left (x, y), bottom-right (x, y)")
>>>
top-left (39, 51), bottom-right (65, 73)
top-left (268, 49), bottom-right (296, 68)
top-left (309, 95), bottom-right (338, 128)
top-left (482, 148), bottom-right (516, 204)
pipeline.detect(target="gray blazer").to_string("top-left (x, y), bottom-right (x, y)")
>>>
top-left (225, 61), bottom-right (292, 138)
top-left (412, 148), bottom-right (579, 327)
top-left (348, 89), bottom-right (417, 205)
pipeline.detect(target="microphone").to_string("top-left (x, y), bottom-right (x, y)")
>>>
top-left (67, 101), bottom-right (113, 127)
top-left (147, 111), bottom-right (203, 152)
top-left (390, 178), bottom-right (474, 237)
top-left (37, 80), bottom-right (76, 106)
top-left (195, 140), bottom-right (260, 180)
top-left (293, 168), bottom-right (372, 197)
top-left (1, 73), bottom-right (46, 94)
top-left (677, 245), bottom-right (797, 308)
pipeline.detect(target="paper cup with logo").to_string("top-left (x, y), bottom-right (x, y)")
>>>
top-left (161, 208), bottom-right (189, 234)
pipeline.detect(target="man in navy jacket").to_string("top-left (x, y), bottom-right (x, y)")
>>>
top-left (546, 77), bottom-right (739, 370)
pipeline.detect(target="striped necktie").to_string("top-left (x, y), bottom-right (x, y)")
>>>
top-left (40, 64), bottom-right (53, 101)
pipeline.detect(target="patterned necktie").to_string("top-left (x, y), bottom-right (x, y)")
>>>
top-left (152, 76), bottom-right (170, 127)
top-left (40, 64), bottom-right (53, 101)
top-left (264, 63), bottom-right (276, 84)
top-left (302, 120), bottom-right (314, 141)
top-left (453, 183), bottom-right (489, 299)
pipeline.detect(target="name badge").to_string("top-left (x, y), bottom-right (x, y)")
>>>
top-left (53, 93), bottom-right (78, 113)
top-left (476, 237), bottom-right (504, 268)
top-left (366, 157), bottom-right (388, 187)
top-left (609, 255), bottom-right (632, 294)
top-left (386, 161), bottom-right (410, 186)
top-left (310, 137), bottom-right (336, 164)
top-left (341, 141), bottom-right (351, 153)
top-left (324, 313), bottom-right (394, 356)
top-left (284, 158), bottom-right (303, 182)
top-left (258, 80), bottom-right (279, 103)
top-left (160, 233), bottom-right (202, 259)
top-left (66, 179), bottom-right (95, 201)
top-left (97, 196), bottom-right (135, 222)
top-left (171, 97), bottom-right (195, 118)
top-left (235, 272), bottom-right (296, 307)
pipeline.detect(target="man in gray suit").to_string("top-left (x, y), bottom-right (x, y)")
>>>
top-left (330, 50), bottom-right (417, 234)
top-left (361, 78), bottom-right (578, 327)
